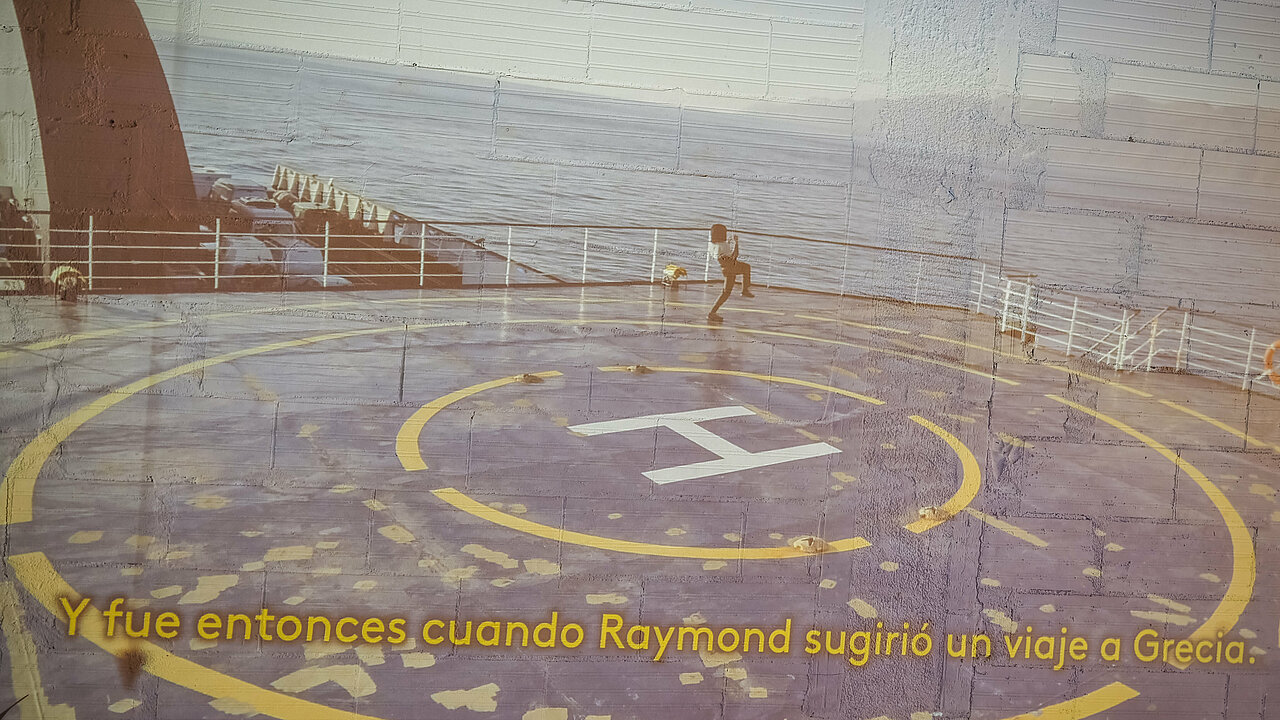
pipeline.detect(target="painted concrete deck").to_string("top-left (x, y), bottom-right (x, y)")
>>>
top-left (0, 284), bottom-right (1275, 719)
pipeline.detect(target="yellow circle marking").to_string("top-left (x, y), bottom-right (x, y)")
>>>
top-left (400, 365), bottom-right (981, 558)
top-left (0, 303), bottom-right (1259, 720)
top-left (1046, 394), bottom-right (1255, 667)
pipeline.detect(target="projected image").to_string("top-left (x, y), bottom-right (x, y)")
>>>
top-left (0, 1), bottom-right (1276, 719)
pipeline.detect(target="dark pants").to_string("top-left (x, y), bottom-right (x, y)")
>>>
top-left (710, 258), bottom-right (750, 315)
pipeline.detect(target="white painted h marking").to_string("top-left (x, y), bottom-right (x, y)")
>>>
top-left (567, 406), bottom-right (840, 484)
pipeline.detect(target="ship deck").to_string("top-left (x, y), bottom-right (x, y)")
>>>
top-left (0, 283), bottom-right (1275, 719)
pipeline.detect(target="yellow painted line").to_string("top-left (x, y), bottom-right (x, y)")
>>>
top-left (1046, 394), bottom-right (1255, 665)
top-left (7, 552), bottom-right (389, 720)
top-left (0, 321), bottom-right (464, 525)
top-left (395, 371), bottom-right (564, 471)
top-left (794, 313), bottom-right (913, 335)
top-left (962, 508), bottom-right (1050, 548)
top-left (606, 320), bottom-right (1020, 386)
top-left (903, 415), bottom-right (982, 533)
top-left (1158, 399), bottom-right (1280, 454)
top-left (0, 581), bottom-right (76, 718)
top-left (528, 297), bottom-right (788, 316)
top-left (596, 365), bottom-right (884, 405)
top-left (432, 488), bottom-right (871, 559)
top-left (1, 319), bottom-right (182, 359)
top-left (0, 300), bottom-right (364, 361)
top-left (999, 682), bottom-right (1139, 720)
top-left (373, 295), bottom-right (510, 305)
top-left (918, 333), bottom-right (1152, 398)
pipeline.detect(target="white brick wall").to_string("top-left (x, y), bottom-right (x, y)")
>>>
top-left (589, 4), bottom-right (771, 95)
top-left (402, 0), bottom-right (591, 81)
top-left (1015, 55), bottom-right (1083, 132)
top-left (768, 21), bottom-right (860, 101)
top-left (1044, 136), bottom-right (1202, 217)
top-left (1105, 65), bottom-right (1257, 151)
top-left (1212, 1), bottom-right (1280, 78)
top-left (1260, 82), bottom-right (1280, 154)
top-left (202, 0), bottom-right (401, 60)
top-left (1198, 151), bottom-right (1280, 228)
top-left (1000, 210), bottom-right (1132, 291)
top-left (1139, 221), bottom-right (1280, 303)
top-left (1057, 0), bottom-right (1212, 69)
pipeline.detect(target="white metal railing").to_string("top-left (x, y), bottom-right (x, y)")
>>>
top-left (973, 265), bottom-right (1279, 395)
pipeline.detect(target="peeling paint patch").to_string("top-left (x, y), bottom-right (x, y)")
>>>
top-left (186, 494), bottom-right (230, 510)
top-left (848, 598), bottom-right (877, 619)
top-left (378, 525), bottom-right (416, 544)
top-left (240, 561), bottom-right (266, 572)
top-left (125, 535), bottom-right (156, 548)
top-left (980, 577), bottom-right (1000, 587)
top-left (1249, 483), bottom-right (1276, 502)
top-left (151, 585), bottom-right (182, 599)
top-left (1130, 610), bottom-right (1196, 626)
top-left (179, 575), bottom-right (239, 605)
top-left (607, 512), bottom-right (623, 519)
top-left (983, 609), bottom-right (1019, 633)
top-left (264, 545), bottom-right (313, 562)
top-left (463, 544), bottom-right (520, 569)
top-left (523, 709), bottom-right (568, 720)
top-left (1083, 567), bottom-right (1102, 578)
top-left (316, 541), bottom-right (340, 550)
top-left (355, 644), bottom-right (385, 666)
top-left (297, 423), bottom-right (320, 438)
top-left (683, 612), bottom-right (707, 625)
top-left (353, 580), bottom-right (377, 591)
top-left (699, 649), bottom-right (742, 667)
top-left (1039, 604), bottom-right (1056, 614)
top-left (996, 432), bottom-right (1032, 448)
top-left (832, 472), bottom-right (857, 483)
top-left (330, 484), bottom-right (357, 494)
top-left (272, 664), bottom-right (375, 698)
top-left (665, 527), bottom-right (686, 536)
top-left (303, 641), bottom-right (351, 660)
top-left (189, 638), bottom-right (217, 650)
top-left (524, 559), bottom-right (560, 576)
top-left (679, 672), bottom-right (704, 685)
top-left (364, 499), bottom-right (388, 511)
top-left (120, 567), bottom-right (143, 577)
top-left (442, 566), bottom-right (480, 584)
top-left (1146, 594), bottom-right (1191, 613)
top-left (1199, 572), bottom-right (1222, 583)
top-left (723, 532), bottom-right (742, 542)
top-left (491, 578), bottom-right (516, 588)
top-left (1105, 543), bottom-right (1124, 552)
top-left (748, 687), bottom-right (768, 699)
top-left (239, 531), bottom-right (263, 538)
top-left (69, 530), bottom-right (103, 544)
top-left (723, 667), bottom-right (747, 681)
top-left (402, 651), bottom-right (436, 668)
top-left (586, 592), bottom-right (628, 605)
top-left (702, 560), bottom-right (727, 570)
top-left (819, 579), bottom-right (837, 589)
top-left (284, 595), bottom-right (306, 606)
top-left (880, 562), bottom-right (900, 572)
top-left (431, 683), bottom-right (500, 712)
top-left (208, 697), bottom-right (257, 716)
top-left (108, 698), bottom-right (141, 713)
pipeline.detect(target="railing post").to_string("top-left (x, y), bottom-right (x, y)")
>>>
top-left (213, 218), bottom-right (221, 290)
top-left (1019, 283), bottom-right (1032, 340)
top-left (1115, 310), bottom-right (1130, 370)
top-left (704, 229), bottom-right (711, 282)
top-left (973, 264), bottom-right (986, 314)
top-left (1065, 297), bottom-right (1079, 356)
top-left (650, 229), bottom-right (659, 284)
top-left (1145, 317), bottom-right (1159, 371)
top-left (580, 227), bottom-right (589, 284)
top-left (322, 221), bottom-right (331, 288)
top-left (86, 215), bottom-right (95, 290)
top-left (1242, 328), bottom-right (1256, 391)
top-left (999, 280), bottom-right (1013, 333)
top-left (505, 226), bottom-right (513, 287)
top-left (1177, 310), bottom-right (1191, 371)
top-left (419, 225), bottom-right (428, 288)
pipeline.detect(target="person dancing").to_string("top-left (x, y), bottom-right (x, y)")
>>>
top-left (707, 223), bottom-right (753, 322)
